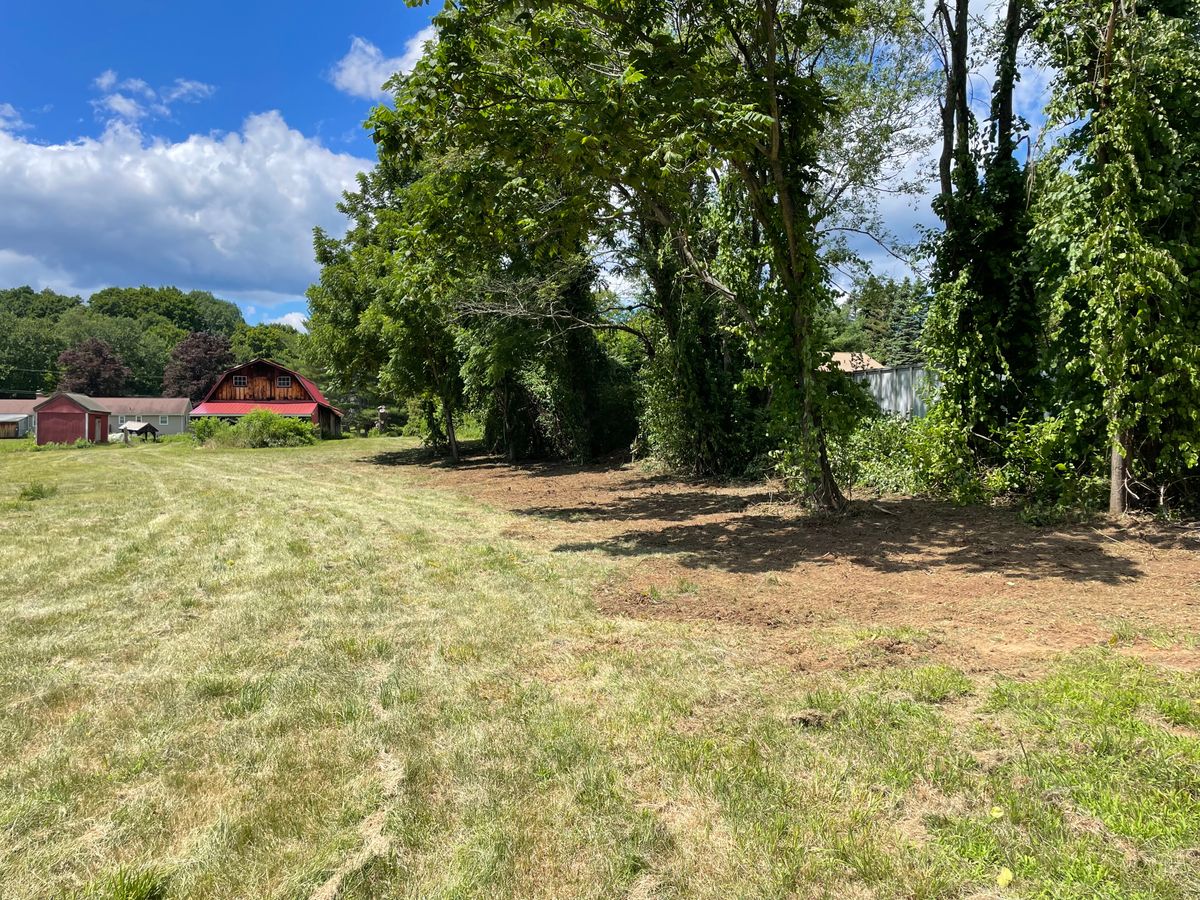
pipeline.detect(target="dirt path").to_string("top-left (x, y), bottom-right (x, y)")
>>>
top-left (365, 448), bottom-right (1200, 674)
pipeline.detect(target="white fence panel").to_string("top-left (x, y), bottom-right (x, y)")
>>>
top-left (849, 364), bottom-right (939, 417)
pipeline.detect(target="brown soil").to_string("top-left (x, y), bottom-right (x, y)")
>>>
top-left (367, 447), bottom-right (1200, 674)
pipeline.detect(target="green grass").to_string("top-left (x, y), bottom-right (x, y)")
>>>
top-left (0, 438), bottom-right (1196, 899)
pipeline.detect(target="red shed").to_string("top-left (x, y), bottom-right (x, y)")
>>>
top-left (32, 393), bottom-right (110, 446)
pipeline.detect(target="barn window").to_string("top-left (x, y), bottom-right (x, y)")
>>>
top-left (233, 375), bottom-right (248, 387)
top-left (277, 375), bottom-right (292, 388)
top-left (118, 416), bottom-right (126, 425)
top-left (159, 415), bottom-right (169, 425)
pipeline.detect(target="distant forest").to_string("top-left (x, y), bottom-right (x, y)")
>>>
top-left (0, 285), bottom-right (310, 400)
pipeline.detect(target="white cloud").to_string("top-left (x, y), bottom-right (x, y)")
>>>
top-left (90, 70), bottom-right (216, 125)
top-left (329, 28), bottom-right (436, 100)
top-left (0, 103), bottom-right (28, 132)
top-left (118, 77), bottom-right (155, 99)
top-left (97, 93), bottom-right (148, 121)
top-left (0, 112), bottom-right (368, 298)
top-left (163, 79), bottom-right (216, 104)
top-left (267, 311), bottom-right (309, 332)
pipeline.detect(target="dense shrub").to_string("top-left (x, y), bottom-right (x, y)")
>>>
top-left (987, 414), bottom-right (1107, 512)
top-left (830, 414), bottom-right (921, 496)
top-left (832, 409), bottom-right (1111, 518)
top-left (190, 416), bottom-right (231, 444)
top-left (637, 306), bottom-right (769, 478)
top-left (235, 410), bottom-right (318, 447)
top-left (830, 412), bottom-right (983, 500)
top-left (192, 410), bottom-right (317, 448)
top-left (17, 482), bottom-right (57, 501)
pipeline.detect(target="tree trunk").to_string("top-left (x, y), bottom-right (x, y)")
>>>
top-left (814, 426), bottom-right (846, 510)
top-left (1108, 430), bottom-right (1129, 515)
top-left (993, 0), bottom-right (1022, 158)
top-left (444, 401), bottom-right (460, 463)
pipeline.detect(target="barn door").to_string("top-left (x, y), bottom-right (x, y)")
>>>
top-left (94, 418), bottom-right (102, 442)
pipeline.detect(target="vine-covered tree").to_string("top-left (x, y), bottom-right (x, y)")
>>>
top-left (924, 0), bottom-right (1040, 455)
top-left (1033, 0), bottom-right (1200, 512)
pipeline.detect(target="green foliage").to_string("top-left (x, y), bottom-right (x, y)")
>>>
top-left (0, 283), bottom-right (248, 398)
top-left (72, 866), bottom-right (170, 900)
top-left (189, 416), bottom-right (229, 445)
top-left (88, 286), bottom-right (242, 336)
top-left (918, 0), bottom-right (1200, 514)
top-left (986, 415), bottom-right (1108, 513)
top-left (826, 276), bottom-right (930, 366)
top-left (231, 322), bottom-right (310, 372)
top-left (360, 0), bottom-right (885, 504)
top-left (193, 411), bottom-right (318, 449)
top-left (1031, 0), bottom-right (1200, 510)
top-left (16, 481), bottom-right (57, 501)
top-left (830, 414), bottom-right (921, 495)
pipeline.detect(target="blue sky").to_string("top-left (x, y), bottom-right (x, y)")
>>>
top-left (0, 1), bottom-right (436, 327)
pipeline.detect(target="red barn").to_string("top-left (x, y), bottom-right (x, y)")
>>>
top-left (33, 393), bottom-right (110, 445)
top-left (191, 359), bottom-right (342, 437)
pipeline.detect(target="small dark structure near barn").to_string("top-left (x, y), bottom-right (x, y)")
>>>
top-left (191, 359), bottom-right (342, 437)
top-left (33, 393), bottom-right (110, 445)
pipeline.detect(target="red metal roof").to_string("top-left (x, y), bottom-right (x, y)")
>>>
top-left (191, 401), bottom-right (318, 417)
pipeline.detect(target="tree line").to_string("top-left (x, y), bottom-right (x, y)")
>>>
top-left (0, 285), bottom-right (310, 402)
top-left (307, 0), bottom-right (1199, 514)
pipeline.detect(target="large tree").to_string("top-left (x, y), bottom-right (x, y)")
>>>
top-left (162, 332), bottom-right (236, 401)
top-left (57, 338), bottom-right (131, 396)
top-left (1033, 0), bottom-right (1200, 513)
top-left (924, 0), bottom-right (1041, 451)
top-left (88, 286), bottom-right (244, 336)
top-left (368, 0), bottom-right (868, 506)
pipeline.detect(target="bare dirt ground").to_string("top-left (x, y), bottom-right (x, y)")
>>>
top-left (370, 447), bottom-right (1200, 675)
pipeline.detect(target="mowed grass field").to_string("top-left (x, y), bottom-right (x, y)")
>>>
top-left (1, 438), bottom-right (1198, 899)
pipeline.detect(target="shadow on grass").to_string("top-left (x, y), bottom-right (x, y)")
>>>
top-left (543, 497), bottom-right (1155, 583)
top-left (362, 447), bottom-right (1179, 585)
top-left (361, 444), bottom-right (648, 480)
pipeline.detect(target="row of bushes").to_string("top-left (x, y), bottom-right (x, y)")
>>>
top-left (191, 410), bottom-right (318, 448)
top-left (831, 413), bottom-right (1110, 520)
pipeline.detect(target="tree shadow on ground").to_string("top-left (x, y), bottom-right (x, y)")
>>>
top-left (526, 496), bottom-right (1160, 584)
top-left (364, 449), bottom-right (1193, 585)
top-left (362, 445), bottom-right (648, 480)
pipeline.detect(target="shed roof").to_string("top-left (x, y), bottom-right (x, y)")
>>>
top-left (119, 420), bottom-right (159, 433)
top-left (0, 413), bottom-right (30, 423)
top-left (33, 392), bottom-right (110, 413)
top-left (823, 351), bottom-right (885, 373)
top-left (94, 397), bottom-right (191, 416)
